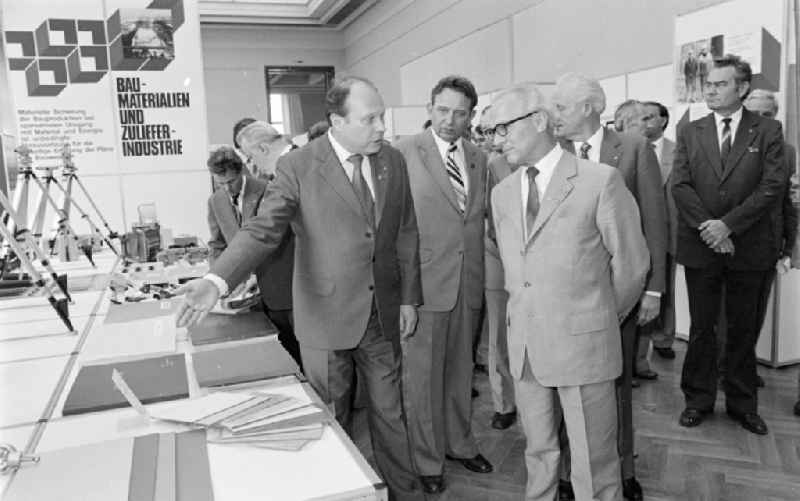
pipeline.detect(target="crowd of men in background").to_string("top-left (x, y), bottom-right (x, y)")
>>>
top-left (184, 53), bottom-right (800, 501)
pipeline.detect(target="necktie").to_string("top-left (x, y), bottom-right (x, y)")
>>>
top-left (526, 166), bottom-right (540, 238)
top-left (349, 154), bottom-right (375, 228)
top-left (579, 142), bottom-right (591, 159)
top-left (231, 192), bottom-right (242, 227)
top-left (720, 118), bottom-right (732, 164)
top-left (446, 143), bottom-right (467, 213)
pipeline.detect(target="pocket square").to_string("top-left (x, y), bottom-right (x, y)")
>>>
top-left (747, 146), bottom-right (759, 153)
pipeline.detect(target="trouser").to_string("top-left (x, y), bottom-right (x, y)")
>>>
top-left (681, 263), bottom-right (772, 415)
top-left (402, 286), bottom-right (480, 476)
top-left (485, 288), bottom-right (516, 414)
top-left (517, 353), bottom-right (622, 501)
top-left (300, 304), bottom-right (423, 501)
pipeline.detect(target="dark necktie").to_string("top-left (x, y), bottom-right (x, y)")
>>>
top-left (349, 154), bottom-right (375, 228)
top-left (231, 192), bottom-right (242, 227)
top-left (446, 143), bottom-right (467, 213)
top-left (579, 142), bottom-right (591, 159)
top-left (720, 118), bottom-right (732, 164)
top-left (526, 166), bottom-right (540, 237)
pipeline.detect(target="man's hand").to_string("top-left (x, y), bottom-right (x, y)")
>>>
top-left (174, 278), bottom-right (220, 327)
top-left (398, 304), bottom-right (418, 340)
top-left (776, 256), bottom-right (791, 274)
top-left (699, 219), bottom-right (732, 247)
top-left (711, 237), bottom-right (735, 255)
top-left (637, 294), bottom-right (661, 326)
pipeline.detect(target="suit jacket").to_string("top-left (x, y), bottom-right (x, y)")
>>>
top-left (207, 178), bottom-right (294, 311)
top-left (491, 152), bottom-right (649, 386)
top-left (395, 129), bottom-right (487, 311)
top-left (209, 135), bottom-right (422, 350)
top-left (782, 143), bottom-right (798, 262)
top-left (672, 109), bottom-right (787, 270)
top-left (659, 138), bottom-right (680, 256)
top-left (598, 128), bottom-right (667, 294)
top-left (485, 155), bottom-right (514, 291)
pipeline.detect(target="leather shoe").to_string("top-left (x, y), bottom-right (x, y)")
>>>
top-left (634, 369), bottom-right (658, 380)
top-left (756, 374), bottom-right (765, 388)
top-left (679, 408), bottom-right (710, 427)
top-left (654, 346), bottom-right (676, 359)
top-left (473, 363), bottom-right (488, 375)
top-left (623, 476), bottom-right (643, 501)
top-left (558, 480), bottom-right (575, 501)
top-left (726, 410), bottom-right (768, 435)
top-left (631, 378), bottom-right (640, 388)
top-left (794, 400), bottom-right (800, 417)
top-left (490, 410), bottom-right (517, 430)
top-left (419, 475), bottom-right (445, 494)
top-left (445, 453), bottom-right (493, 473)
top-left (471, 388), bottom-right (479, 398)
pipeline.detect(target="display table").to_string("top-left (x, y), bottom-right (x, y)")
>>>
top-left (0, 254), bottom-right (386, 500)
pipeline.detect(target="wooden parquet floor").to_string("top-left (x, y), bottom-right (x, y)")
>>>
top-left (351, 341), bottom-right (800, 500)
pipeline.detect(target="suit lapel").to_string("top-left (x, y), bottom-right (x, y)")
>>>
top-left (599, 128), bottom-right (622, 167)
top-left (420, 130), bottom-right (461, 213)
top-left (697, 114), bottom-right (724, 179)
top-left (213, 191), bottom-right (238, 242)
top-left (241, 177), bottom-right (262, 221)
top-left (315, 135), bottom-right (367, 221)
top-left (527, 154), bottom-right (576, 245)
top-left (369, 149), bottom-right (389, 229)
top-left (721, 110), bottom-right (758, 183)
top-left (497, 169), bottom-right (524, 249)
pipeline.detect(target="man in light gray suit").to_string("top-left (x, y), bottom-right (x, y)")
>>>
top-left (488, 83), bottom-right (649, 501)
top-left (395, 75), bottom-right (491, 495)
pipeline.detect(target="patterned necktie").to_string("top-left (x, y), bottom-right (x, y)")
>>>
top-left (446, 143), bottom-right (467, 213)
top-left (349, 154), bottom-right (375, 228)
top-left (720, 118), bottom-right (732, 164)
top-left (579, 142), bottom-right (591, 159)
top-left (526, 166), bottom-right (540, 237)
top-left (231, 192), bottom-right (242, 227)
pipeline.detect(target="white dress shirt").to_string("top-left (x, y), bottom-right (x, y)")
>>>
top-left (521, 144), bottom-right (563, 240)
top-left (229, 174), bottom-right (246, 212)
top-left (713, 106), bottom-right (743, 150)
top-left (328, 130), bottom-right (376, 199)
top-left (431, 130), bottom-right (469, 195)
top-left (574, 126), bottom-right (604, 163)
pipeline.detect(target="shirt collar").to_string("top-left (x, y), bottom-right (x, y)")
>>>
top-left (713, 106), bottom-right (743, 129)
top-left (431, 129), bottom-right (463, 159)
top-left (651, 136), bottom-right (664, 150)
top-left (583, 125), bottom-right (605, 153)
top-left (527, 144), bottom-right (563, 176)
top-left (328, 130), bottom-right (357, 166)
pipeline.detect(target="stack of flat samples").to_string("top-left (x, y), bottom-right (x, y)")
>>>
top-left (151, 391), bottom-right (327, 451)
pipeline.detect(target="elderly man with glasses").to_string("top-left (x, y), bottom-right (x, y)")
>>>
top-left (487, 83), bottom-right (649, 501)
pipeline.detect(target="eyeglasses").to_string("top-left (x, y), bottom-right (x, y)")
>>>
top-left (487, 111), bottom-right (538, 137)
top-left (474, 126), bottom-right (495, 137)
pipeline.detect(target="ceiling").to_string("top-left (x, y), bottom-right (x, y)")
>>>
top-left (199, 0), bottom-right (375, 28)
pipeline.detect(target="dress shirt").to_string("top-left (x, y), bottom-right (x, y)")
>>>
top-left (574, 125), bottom-right (604, 163)
top-left (431, 130), bottom-right (469, 195)
top-left (651, 136), bottom-right (664, 166)
top-left (229, 174), bottom-right (246, 213)
top-left (713, 106), bottom-right (743, 150)
top-left (328, 130), bottom-right (376, 199)
top-left (521, 144), bottom-right (563, 240)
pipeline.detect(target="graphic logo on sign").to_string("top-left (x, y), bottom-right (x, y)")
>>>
top-left (4, 0), bottom-right (185, 97)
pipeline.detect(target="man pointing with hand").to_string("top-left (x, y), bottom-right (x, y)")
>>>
top-left (176, 76), bottom-right (425, 501)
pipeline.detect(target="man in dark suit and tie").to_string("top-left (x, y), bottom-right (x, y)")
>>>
top-left (672, 55), bottom-right (787, 436)
top-left (178, 77), bottom-right (425, 500)
top-left (395, 76), bottom-right (492, 494)
top-left (551, 73), bottom-right (668, 501)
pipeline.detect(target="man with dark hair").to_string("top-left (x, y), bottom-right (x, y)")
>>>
top-left (177, 76), bottom-right (425, 500)
top-left (673, 55), bottom-right (786, 436)
top-left (306, 120), bottom-right (330, 141)
top-left (395, 75), bottom-right (492, 494)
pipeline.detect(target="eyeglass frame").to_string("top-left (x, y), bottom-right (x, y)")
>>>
top-left (485, 110), bottom-right (540, 137)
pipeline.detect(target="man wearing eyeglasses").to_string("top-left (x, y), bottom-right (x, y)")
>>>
top-left (550, 73), bottom-right (667, 501)
top-left (395, 75), bottom-right (491, 495)
top-left (488, 83), bottom-right (649, 501)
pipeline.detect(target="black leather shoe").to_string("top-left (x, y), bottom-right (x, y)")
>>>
top-left (490, 410), bottom-right (517, 430)
top-left (631, 378), bottom-right (640, 388)
top-left (679, 408), bottom-right (710, 427)
top-left (558, 480), bottom-right (575, 501)
top-left (419, 475), bottom-right (445, 494)
top-left (445, 453), bottom-right (493, 473)
top-left (794, 400), bottom-right (800, 417)
top-left (726, 410), bottom-right (768, 435)
top-left (654, 346), bottom-right (676, 359)
top-left (623, 477), bottom-right (643, 500)
top-left (756, 374), bottom-right (765, 388)
top-left (634, 369), bottom-right (658, 380)
top-left (473, 363), bottom-right (488, 375)
top-left (471, 388), bottom-right (479, 398)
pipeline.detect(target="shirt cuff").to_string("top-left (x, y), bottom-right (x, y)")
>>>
top-left (645, 290), bottom-right (662, 298)
top-left (204, 273), bottom-right (229, 297)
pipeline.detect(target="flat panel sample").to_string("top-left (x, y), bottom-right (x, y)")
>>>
top-left (188, 310), bottom-right (277, 346)
top-left (62, 354), bottom-right (189, 416)
top-left (81, 317), bottom-right (176, 362)
top-left (175, 429), bottom-right (214, 501)
top-left (104, 299), bottom-right (179, 324)
top-left (0, 356), bottom-right (68, 427)
top-left (0, 334), bottom-right (79, 363)
top-left (0, 317), bottom-right (88, 341)
top-left (193, 337), bottom-right (299, 388)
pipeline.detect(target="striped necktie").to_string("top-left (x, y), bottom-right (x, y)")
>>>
top-left (446, 143), bottom-right (467, 213)
top-left (526, 166), bottom-right (540, 237)
top-left (231, 192), bottom-right (242, 227)
top-left (579, 142), bottom-right (591, 159)
top-left (720, 118), bottom-right (732, 164)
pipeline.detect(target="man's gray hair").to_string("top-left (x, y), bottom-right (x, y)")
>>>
top-left (236, 121), bottom-right (283, 148)
top-left (746, 88), bottom-right (778, 113)
top-left (555, 72), bottom-right (607, 115)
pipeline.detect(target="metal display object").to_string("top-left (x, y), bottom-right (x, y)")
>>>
top-left (0, 443), bottom-right (39, 474)
top-left (57, 144), bottom-right (119, 254)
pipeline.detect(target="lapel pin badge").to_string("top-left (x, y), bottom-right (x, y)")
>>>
top-left (747, 146), bottom-right (759, 153)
